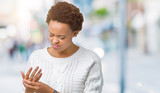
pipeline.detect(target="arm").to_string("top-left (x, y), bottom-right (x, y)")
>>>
top-left (21, 66), bottom-right (60, 93)
top-left (84, 58), bottom-right (103, 93)
top-left (21, 52), bottom-right (60, 93)
top-left (23, 79), bottom-right (60, 93)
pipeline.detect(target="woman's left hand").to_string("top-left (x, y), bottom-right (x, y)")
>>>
top-left (23, 79), bottom-right (54, 93)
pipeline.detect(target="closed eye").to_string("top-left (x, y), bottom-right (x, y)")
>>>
top-left (58, 35), bottom-right (66, 40)
top-left (49, 34), bottom-right (53, 37)
top-left (59, 36), bottom-right (65, 40)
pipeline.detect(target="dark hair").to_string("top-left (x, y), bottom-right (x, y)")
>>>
top-left (46, 2), bottom-right (84, 32)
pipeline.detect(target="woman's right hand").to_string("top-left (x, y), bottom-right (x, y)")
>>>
top-left (20, 66), bottom-right (42, 93)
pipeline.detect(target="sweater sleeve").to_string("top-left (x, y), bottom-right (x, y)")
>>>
top-left (83, 54), bottom-right (103, 93)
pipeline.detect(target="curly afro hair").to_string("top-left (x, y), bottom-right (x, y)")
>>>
top-left (46, 2), bottom-right (84, 32)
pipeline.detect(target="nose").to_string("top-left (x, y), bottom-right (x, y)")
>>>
top-left (52, 38), bottom-right (59, 44)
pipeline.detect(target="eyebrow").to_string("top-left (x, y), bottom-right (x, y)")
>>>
top-left (49, 31), bottom-right (66, 37)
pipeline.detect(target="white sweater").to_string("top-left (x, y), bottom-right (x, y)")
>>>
top-left (23, 46), bottom-right (103, 93)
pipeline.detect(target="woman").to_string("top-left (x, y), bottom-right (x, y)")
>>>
top-left (20, 1), bottom-right (103, 93)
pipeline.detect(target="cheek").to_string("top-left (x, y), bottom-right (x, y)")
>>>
top-left (49, 37), bottom-right (51, 41)
top-left (61, 38), bottom-right (72, 45)
top-left (60, 38), bottom-right (73, 47)
top-left (49, 37), bottom-right (53, 42)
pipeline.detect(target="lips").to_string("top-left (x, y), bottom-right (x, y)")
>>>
top-left (52, 44), bottom-right (60, 49)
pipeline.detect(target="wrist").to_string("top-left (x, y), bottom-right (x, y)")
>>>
top-left (53, 89), bottom-right (59, 93)
top-left (48, 88), bottom-right (54, 93)
top-left (25, 89), bottom-right (34, 93)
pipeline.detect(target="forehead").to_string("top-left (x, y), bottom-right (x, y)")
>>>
top-left (48, 20), bottom-right (72, 34)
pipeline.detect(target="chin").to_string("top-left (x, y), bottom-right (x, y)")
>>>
top-left (52, 47), bottom-right (64, 52)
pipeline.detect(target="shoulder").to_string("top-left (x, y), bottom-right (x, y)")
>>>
top-left (81, 47), bottom-right (100, 59)
top-left (79, 47), bottom-right (101, 64)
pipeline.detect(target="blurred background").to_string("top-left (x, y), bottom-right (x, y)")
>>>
top-left (0, 0), bottom-right (160, 93)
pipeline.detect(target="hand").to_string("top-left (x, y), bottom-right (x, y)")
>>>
top-left (23, 79), bottom-right (54, 93)
top-left (20, 66), bottom-right (42, 92)
top-left (21, 66), bottom-right (42, 82)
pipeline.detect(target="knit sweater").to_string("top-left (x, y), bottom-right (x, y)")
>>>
top-left (23, 46), bottom-right (103, 93)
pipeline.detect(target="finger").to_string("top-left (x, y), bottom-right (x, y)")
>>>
top-left (29, 66), bottom-right (39, 81)
top-left (24, 79), bottom-right (40, 86)
top-left (36, 73), bottom-right (42, 82)
top-left (23, 80), bottom-right (38, 90)
top-left (33, 69), bottom-right (42, 82)
top-left (25, 67), bottom-right (33, 79)
top-left (20, 71), bottom-right (25, 79)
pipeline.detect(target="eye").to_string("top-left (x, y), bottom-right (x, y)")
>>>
top-left (49, 33), bottom-right (53, 37)
top-left (60, 37), bottom-right (65, 40)
top-left (49, 34), bottom-right (53, 37)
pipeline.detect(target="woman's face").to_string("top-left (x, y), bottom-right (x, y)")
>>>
top-left (48, 20), bottom-right (78, 52)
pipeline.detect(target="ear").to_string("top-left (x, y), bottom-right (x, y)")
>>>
top-left (73, 31), bottom-right (80, 37)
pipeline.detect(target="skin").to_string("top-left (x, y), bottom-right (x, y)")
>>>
top-left (48, 20), bottom-right (79, 58)
top-left (20, 20), bottom-right (80, 93)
